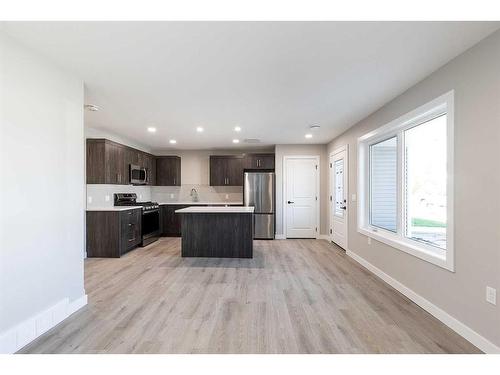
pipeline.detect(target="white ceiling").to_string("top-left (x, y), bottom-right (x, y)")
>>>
top-left (2, 21), bottom-right (498, 150)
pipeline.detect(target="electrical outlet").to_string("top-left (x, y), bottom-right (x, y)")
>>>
top-left (105, 195), bottom-right (110, 202)
top-left (351, 194), bottom-right (356, 202)
top-left (225, 194), bottom-right (229, 199)
top-left (139, 194), bottom-right (142, 199)
top-left (170, 193), bottom-right (174, 199)
top-left (486, 286), bottom-right (497, 305)
top-left (367, 237), bottom-right (371, 245)
top-left (87, 196), bottom-right (92, 204)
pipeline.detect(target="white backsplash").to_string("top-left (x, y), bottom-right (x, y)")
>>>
top-left (86, 184), bottom-right (242, 207)
top-left (151, 185), bottom-right (242, 204)
top-left (86, 184), bottom-right (152, 208)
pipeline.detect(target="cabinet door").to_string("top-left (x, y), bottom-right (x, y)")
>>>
top-left (148, 156), bottom-right (156, 185)
top-left (156, 157), bottom-right (181, 186)
top-left (161, 205), bottom-right (188, 236)
top-left (105, 143), bottom-right (126, 184)
top-left (256, 154), bottom-right (275, 169)
top-left (209, 157), bottom-right (226, 186)
top-left (226, 157), bottom-right (243, 186)
top-left (86, 140), bottom-right (106, 184)
top-left (246, 154), bottom-right (275, 169)
top-left (120, 209), bottom-right (142, 253)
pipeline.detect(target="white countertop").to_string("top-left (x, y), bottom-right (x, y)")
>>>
top-left (175, 206), bottom-right (254, 214)
top-left (159, 201), bottom-right (242, 206)
top-left (86, 206), bottom-right (143, 212)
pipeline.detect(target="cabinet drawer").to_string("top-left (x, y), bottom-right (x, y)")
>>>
top-left (120, 209), bottom-right (142, 253)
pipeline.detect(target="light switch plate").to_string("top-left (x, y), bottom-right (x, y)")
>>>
top-left (486, 286), bottom-right (497, 305)
top-left (87, 196), bottom-right (92, 204)
top-left (225, 194), bottom-right (229, 199)
top-left (170, 193), bottom-right (174, 199)
top-left (105, 195), bottom-right (110, 202)
top-left (367, 237), bottom-right (371, 245)
top-left (139, 194), bottom-right (142, 199)
top-left (351, 194), bottom-right (357, 201)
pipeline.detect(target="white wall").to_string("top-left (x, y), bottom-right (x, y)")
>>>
top-left (327, 30), bottom-right (500, 350)
top-left (0, 32), bottom-right (86, 351)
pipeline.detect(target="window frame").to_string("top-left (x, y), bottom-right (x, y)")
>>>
top-left (357, 91), bottom-right (454, 271)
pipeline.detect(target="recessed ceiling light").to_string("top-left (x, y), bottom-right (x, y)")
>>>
top-left (196, 126), bottom-right (204, 132)
top-left (305, 134), bottom-right (313, 139)
top-left (232, 139), bottom-right (240, 144)
top-left (169, 139), bottom-right (177, 144)
top-left (84, 104), bottom-right (100, 112)
top-left (147, 127), bottom-right (156, 133)
top-left (234, 126), bottom-right (241, 132)
top-left (310, 125), bottom-right (321, 130)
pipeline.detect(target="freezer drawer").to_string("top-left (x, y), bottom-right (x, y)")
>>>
top-left (254, 214), bottom-right (274, 239)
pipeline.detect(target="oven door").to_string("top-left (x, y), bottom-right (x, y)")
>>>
top-left (142, 209), bottom-right (160, 245)
top-left (130, 164), bottom-right (147, 185)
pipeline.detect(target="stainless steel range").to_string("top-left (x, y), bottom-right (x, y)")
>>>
top-left (114, 193), bottom-right (160, 246)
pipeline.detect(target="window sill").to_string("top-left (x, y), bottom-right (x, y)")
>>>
top-left (358, 227), bottom-right (454, 272)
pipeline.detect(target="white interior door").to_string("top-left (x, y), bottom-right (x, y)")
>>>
top-left (285, 157), bottom-right (319, 238)
top-left (330, 148), bottom-right (348, 249)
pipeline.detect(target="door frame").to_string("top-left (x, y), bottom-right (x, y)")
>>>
top-left (329, 145), bottom-right (349, 249)
top-left (283, 155), bottom-right (321, 239)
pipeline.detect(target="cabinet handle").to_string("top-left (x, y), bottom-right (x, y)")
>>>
top-left (173, 178), bottom-right (176, 185)
top-left (257, 159), bottom-right (260, 167)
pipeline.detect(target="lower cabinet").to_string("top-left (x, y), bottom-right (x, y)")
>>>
top-left (160, 204), bottom-right (189, 236)
top-left (86, 208), bottom-right (142, 257)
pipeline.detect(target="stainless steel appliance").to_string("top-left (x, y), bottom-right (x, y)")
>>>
top-left (243, 171), bottom-right (275, 239)
top-left (114, 193), bottom-right (160, 246)
top-left (129, 164), bottom-right (148, 185)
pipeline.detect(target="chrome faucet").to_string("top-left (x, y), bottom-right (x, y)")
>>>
top-left (190, 188), bottom-right (199, 202)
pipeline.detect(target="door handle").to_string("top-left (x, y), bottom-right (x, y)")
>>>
top-left (287, 201), bottom-right (294, 204)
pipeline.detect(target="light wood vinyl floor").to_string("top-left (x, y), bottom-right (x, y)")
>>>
top-left (19, 238), bottom-right (480, 353)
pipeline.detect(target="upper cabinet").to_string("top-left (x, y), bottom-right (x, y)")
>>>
top-left (209, 155), bottom-right (244, 186)
top-left (156, 156), bottom-right (181, 186)
top-left (244, 153), bottom-right (275, 170)
top-left (86, 139), bottom-right (156, 185)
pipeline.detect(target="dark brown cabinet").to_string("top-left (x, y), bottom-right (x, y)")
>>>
top-left (160, 204), bottom-right (189, 236)
top-left (87, 139), bottom-right (127, 184)
top-left (209, 155), bottom-right (244, 186)
top-left (86, 208), bottom-right (142, 257)
top-left (244, 153), bottom-right (275, 170)
top-left (87, 139), bottom-right (157, 185)
top-left (160, 203), bottom-right (241, 237)
top-left (156, 156), bottom-right (181, 186)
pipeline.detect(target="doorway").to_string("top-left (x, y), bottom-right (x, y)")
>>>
top-left (330, 146), bottom-right (348, 250)
top-left (284, 156), bottom-right (320, 238)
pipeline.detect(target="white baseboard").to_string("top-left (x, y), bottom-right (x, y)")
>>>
top-left (275, 234), bottom-right (286, 240)
top-left (346, 250), bottom-right (500, 354)
top-left (0, 294), bottom-right (88, 354)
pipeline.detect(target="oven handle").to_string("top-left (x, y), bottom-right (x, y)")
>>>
top-left (142, 209), bottom-right (159, 214)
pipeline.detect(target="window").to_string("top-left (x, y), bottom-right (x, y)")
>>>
top-left (370, 137), bottom-right (397, 232)
top-left (358, 91), bottom-right (454, 271)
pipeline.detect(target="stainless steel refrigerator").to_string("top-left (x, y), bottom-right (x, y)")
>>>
top-left (243, 171), bottom-right (275, 239)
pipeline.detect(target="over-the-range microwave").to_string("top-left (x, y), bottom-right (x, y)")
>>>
top-left (129, 164), bottom-right (148, 185)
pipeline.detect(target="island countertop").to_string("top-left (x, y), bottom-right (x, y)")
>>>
top-left (175, 206), bottom-right (254, 214)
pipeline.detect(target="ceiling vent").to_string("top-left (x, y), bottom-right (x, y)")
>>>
top-left (244, 138), bottom-right (261, 144)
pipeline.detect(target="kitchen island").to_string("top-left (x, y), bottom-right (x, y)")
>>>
top-left (175, 206), bottom-right (254, 258)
